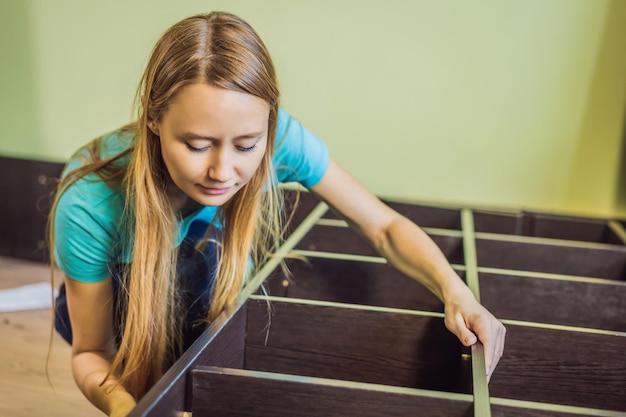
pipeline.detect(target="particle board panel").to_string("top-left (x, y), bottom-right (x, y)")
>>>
top-left (282, 189), bottom-right (323, 232)
top-left (479, 270), bottom-right (626, 332)
top-left (473, 210), bottom-right (623, 244)
top-left (490, 401), bottom-right (623, 417)
top-left (191, 366), bottom-right (474, 417)
top-left (129, 304), bottom-right (247, 417)
top-left (295, 224), bottom-right (466, 264)
top-left (261, 256), bottom-right (448, 312)
top-left (384, 201), bottom-right (463, 230)
top-left (319, 199), bottom-right (463, 231)
top-left (475, 237), bottom-right (626, 279)
top-left (488, 322), bottom-right (626, 411)
top-left (244, 298), bottom-right (470, 394)
top-left (0, 156), bottom-right (64, 262)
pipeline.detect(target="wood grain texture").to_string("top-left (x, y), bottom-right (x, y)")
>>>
top-left (261, 257), bottom-right (446, 312)
top-left (473, 211), bottom-right (622, 245)
top-left (191, 366), bottom-right (474, 417)
top-left (490, 403), bottom-right (617, 417)
top-left (0, 157), bottom-right (63, 262)
top-left (382, 201), bottom-right (463, 230)
top-left (296, 224), bottom-right (465, 264)
top-left (488, 323), bottom-right (626, 411)
top-left (475, 238), bottom-right (626, 279)
top-left (129, 304), bottom-right (247, 417)
top-left (480, 271), bottom-right (626, 332)
top-left (319, 199), bottom-right (463, 231)
top-left (244, 298), bottom-right (470, 394)
top-left (282, 189), bottom-right (323, 233)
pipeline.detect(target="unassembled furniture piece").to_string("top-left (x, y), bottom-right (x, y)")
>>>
top-left (129, 190), bottom-right (626, 417)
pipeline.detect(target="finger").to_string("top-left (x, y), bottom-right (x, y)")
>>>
top-left (486, 322), bottom-right (506, 380)
top-left (447, 313), bottom-right (478, 347)
top-left (492, 323), bottom-right (506, 371)
top-left (467, 315), bottom-right (495, 373)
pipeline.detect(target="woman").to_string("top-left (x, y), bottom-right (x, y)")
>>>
top-left (50, 11), bottom-right (505, 417)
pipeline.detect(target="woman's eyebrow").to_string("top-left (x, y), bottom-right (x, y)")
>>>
top-left (179, 131), bottom-right (265, 141)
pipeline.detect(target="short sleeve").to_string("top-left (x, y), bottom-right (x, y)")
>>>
top-left (272, 108), bottom-right (330, 188)
top-left (54, 179), bottom-right (124, 282)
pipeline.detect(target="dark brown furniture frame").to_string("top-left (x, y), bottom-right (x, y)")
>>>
top-left (121, 190), bottom-right (625, 417)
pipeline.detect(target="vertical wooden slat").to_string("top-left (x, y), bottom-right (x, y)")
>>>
top-left (461, 208), bottom-right (491, 416)
top-left (608, 220), bottom-right (626, 245)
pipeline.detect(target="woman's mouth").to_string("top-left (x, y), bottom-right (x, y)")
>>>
top-left (197, 185), bottom-right (231, 195)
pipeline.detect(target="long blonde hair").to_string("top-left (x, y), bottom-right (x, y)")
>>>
top-left (49, 12), bottom-right (283, 399)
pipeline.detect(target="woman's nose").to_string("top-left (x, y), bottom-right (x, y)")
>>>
top-left (208, 149), bottom-right (234, 183)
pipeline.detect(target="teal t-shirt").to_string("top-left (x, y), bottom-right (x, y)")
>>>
top-left (54, 108), bottom-right (329, 282)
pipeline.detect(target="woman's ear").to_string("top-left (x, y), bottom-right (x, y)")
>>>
top-left (147, 120), bottom-right (160, 136)
top-left (142, 95), bottom-right (160, 136)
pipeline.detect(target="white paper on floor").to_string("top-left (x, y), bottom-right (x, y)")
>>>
top-left (0, 282), bottom-right (58, 312)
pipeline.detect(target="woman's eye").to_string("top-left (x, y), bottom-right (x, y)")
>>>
top-left (185, 142), bottom-right (209, 152)
top-left (237, 143), bottom-right (258, 153)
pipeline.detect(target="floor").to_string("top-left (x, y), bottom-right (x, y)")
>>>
top-left (0, 256), bottom-right (102, 417)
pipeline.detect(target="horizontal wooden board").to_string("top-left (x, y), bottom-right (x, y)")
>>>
top-left (245, 298), bottom-right (470, 394)
top-left (192, 366), bottom-right (474, 417)
top-left (473, 211), bottom-right (622, 245)
top-left (480, 271), bottom-right (626, 332)
top-left (488, 322), bottom-right (626, 411)
top-left (295, 224), bottom-right (465, 264)
top-left (491, 401), bottom-right (622, 417)
top-left (475, 238), bottom-right (626, 279)
top-left (261, 257), bottom-right (446, 312)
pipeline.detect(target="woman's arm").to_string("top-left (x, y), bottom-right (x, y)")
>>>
top-left (64, 276), bottom-right (136, 416)
top-left (310, 158), bottom-right (506, 380)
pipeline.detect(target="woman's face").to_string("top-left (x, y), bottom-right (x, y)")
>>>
top-left (152, 83), bottom-right (269, 209)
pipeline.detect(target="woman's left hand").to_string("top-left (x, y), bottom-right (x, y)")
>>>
top-left (443, 287), bottom-right (506, 382)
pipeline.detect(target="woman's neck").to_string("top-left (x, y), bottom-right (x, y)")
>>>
top-left (166, 181), bottom-right (202, 218)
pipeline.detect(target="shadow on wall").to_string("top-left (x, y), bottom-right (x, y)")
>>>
top-left (614, 105), bottom-right (626, 216)
top-left (610, 0), bottom-right (626, 216)
top-left (0, 0), bottom-right (42, 159)
top-left (565, 0), bottom-right (626, 216)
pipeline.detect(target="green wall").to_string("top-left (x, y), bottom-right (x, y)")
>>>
top-left (2, 0), bottom-right (626, 217)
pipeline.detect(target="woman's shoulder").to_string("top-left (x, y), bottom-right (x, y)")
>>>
top-left (63, 127), bottom-right (135, 173)
top-left (272, 108), bottom-right (330, 188)
top-left (56, 127), bottom-right (132, 251)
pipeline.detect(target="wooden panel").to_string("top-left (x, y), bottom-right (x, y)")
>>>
top-left (282, 189), bottom-right (322, 232)
top-left (490, 402), bottom-right (611, 417)
top-left (488, 323), bottom-right (626, 411)
top-left (323, 200), bottom-right (463, 230)
top-left (476, 238), bottom-right (626, 279)
top-left (296, 225), bottom-right (465, 264)
top-left (385, 201), bottom-right (462, 230)
top-left (192, 366), bottom-right (474, 417)
top-left (128, 304), bottom-right (247, 417)
top-left (0, 156), bottom-right (64, 262)
top-left (480, 271), bottom-right (626, 332)
top-left (474, 211), bottom-right (622, 244)
top-left (244, 298), bottom-right (470, 394)
top-left (262, 257), bottom-right (447, 312)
